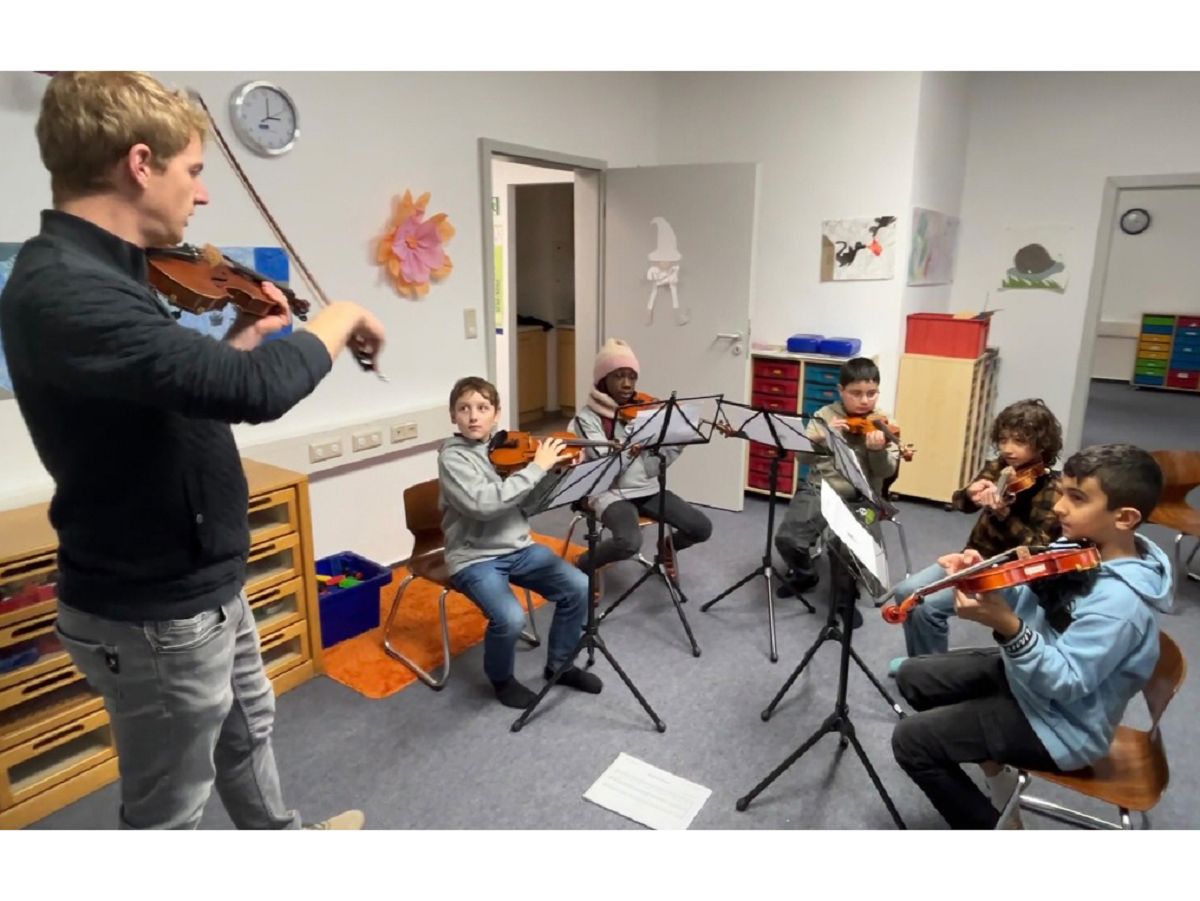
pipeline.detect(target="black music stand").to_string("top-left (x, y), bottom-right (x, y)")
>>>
top-left (595, 392), bottom-right (720, 659)
top-left (735, 426), bottom-right (907, 828)
top-left (511, 452), bottom-right (665, 733)
top-left (700, 400), bottom-right (819, 663)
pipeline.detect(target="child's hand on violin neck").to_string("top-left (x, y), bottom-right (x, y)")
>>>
top-left (864, 430), bottom-right (886, 451)
top-left (533, 437), bottom-right (572, 470)
top-left (937, 548), bottom-right (984, 574)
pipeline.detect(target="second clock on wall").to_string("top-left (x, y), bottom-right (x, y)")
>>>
top-left (230, 81), bottom-right (299, 157)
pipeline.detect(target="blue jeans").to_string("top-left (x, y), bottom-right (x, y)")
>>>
top-left (894, 562), bottom-right (956, 658)
top-left (451, 543), bottom-right (588, 684)
top-left (55, 590), bottom-right (300, 829)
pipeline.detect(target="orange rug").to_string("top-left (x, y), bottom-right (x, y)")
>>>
top-left (322, 534), bottom-right (582, 699)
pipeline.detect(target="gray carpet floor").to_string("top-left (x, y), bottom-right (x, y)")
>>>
top-left (32, 381), bottom-right (1200, 829)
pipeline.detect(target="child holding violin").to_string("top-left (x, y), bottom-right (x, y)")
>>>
top-left (774, 357), bottom-right (902, 601)
top-left (570, 339), bottom-right (712, 583)
top-left (438, 377), bottom-right (600, 709)
top-left (888, 399), bottom-right (1064, 674)
top-left (890, 443), bottom-right (1171, 829)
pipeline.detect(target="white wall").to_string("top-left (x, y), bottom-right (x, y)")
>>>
top-left (0, 71), bottom-right (660, 564)
top-left (655, 72), bottom-right (924, 411)
top-left (952, 72), bottom-right (1200, 453)
top-left (901, 71), bottom-right (971, 321)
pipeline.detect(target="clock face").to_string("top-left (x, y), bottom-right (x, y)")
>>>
top-left (231, 82), bottom-right (298, 156)
top-left (1120, 208), bottom-right (1150, 235)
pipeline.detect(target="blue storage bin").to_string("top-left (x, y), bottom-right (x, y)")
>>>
top-left (787, 333), bottom-right (825, 353)
top-left (818, 337), bottom-right (861, 356)
top-left (1134, 374), bottom-right (1165, 386)
top-left (315, 551), bottom-right (390, 647)
top-left (802, 397), bottom-right (827, 415)
top-left (1143, 324), bottom-right (1174, 335)
top-left (806, 364), bottom-right (842, 386)
top-left (804, 384), bottom-right (839, 403)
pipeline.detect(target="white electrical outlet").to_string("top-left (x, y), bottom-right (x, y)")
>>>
top-left (464, 308), bottom-right (478, 339)
top-left (352, 430), bottom-right (383, 452)
top-left (391, 421), bottom-right (419, 443)
top-left (308, 440), bottom-right (343, 463)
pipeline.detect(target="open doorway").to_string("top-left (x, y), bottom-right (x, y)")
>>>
top-left (1075, 174), bottom-right (1200, 453)
top-left (480, 141), bottom-right (606, 434)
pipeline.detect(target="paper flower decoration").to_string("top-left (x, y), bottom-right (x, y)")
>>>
top-left (375, 190), bottom-right (454, 298)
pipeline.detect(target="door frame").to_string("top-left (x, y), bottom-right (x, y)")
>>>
top-left (478, 139), bottom-right (607, 426)
top-left (1071, 171), bottom-right (1200, 450)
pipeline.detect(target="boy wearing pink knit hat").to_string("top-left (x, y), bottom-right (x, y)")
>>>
top-left (569, 339), bottom-right (712, 588)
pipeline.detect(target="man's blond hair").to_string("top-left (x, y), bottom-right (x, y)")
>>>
top-left (36, 71), bottom-right (209, 204)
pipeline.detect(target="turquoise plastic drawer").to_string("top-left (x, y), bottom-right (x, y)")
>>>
top-left (1134, 374), bottom-right (1165, 386)
top-left (802, 397), bottom-right (826, 416)
top-left (804, 365), bottom-right (841, 386)
top-left (1142, 324), bottom-right (1174, 336)
top-left (804, 384), bottom-right (839, 403)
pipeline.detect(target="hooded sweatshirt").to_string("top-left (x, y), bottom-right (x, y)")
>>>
top-left (437, 433), bottom-right (560, 575)
top-left (998, 533), bottom-right (1172, 770)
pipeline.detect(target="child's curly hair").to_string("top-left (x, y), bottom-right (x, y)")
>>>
top-left (990, 399), bottom-right (1062, 465)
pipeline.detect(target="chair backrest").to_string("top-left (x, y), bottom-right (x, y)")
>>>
top-left (403, 479), bottom-right (445, 558)
top-left (1144, 630), bottom-right (1187, 729)
top-left (1149, 450), bottom-right (1200, 509)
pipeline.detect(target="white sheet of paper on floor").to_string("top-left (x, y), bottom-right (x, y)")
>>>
top-left (583, 752), bottom-right (712, 830)
top-left (820, 479), bottom-right (889, 586)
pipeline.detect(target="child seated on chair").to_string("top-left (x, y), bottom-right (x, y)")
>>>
top-left (570, 339), bottom-right (712, 582)
top-left (888, 399), bottom-right (1064, 675)
top-left (891, 443), bottom-right (1172, 829)
top-left (438, 376), bottom-right (600, 709)
top-left (774, 357), bottom-right (900, 600)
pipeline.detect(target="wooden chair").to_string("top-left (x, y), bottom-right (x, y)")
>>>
top-left (382, 479), bottom-right (540, 690)
top-left (997, 630), bottom-right (1187, 829)
top-left (1148, 450), bottom-right (1200, 600)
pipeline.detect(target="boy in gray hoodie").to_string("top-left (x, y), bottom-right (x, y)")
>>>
top-left (891, 444), bottom-right (1172, 829)
top-left (570, 339), bottom-right (712, 584)
top-left (438, 377), bottom-right (600, 709)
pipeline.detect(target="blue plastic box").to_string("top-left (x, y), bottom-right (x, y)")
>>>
top-left (787, 333), bottom-right (825, 353)
top-left (818, 337), bottom-right (861, 357)
top-left (315, 551), bottom-right (390, 647)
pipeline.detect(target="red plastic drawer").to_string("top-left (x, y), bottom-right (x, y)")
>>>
top-left (750, 441), bottom-right (795, 461)
top-left (752, 392), bottom-right (797, 413)
top-left (753, 359), bottom-right (801, 381)
top-left (748, 470), bottom-right (794, 494)
top-left (1178, 316), bottom-right (1200, 329)
top-left (1167, 369), bottom-right (1199, 390)
top-left (751, 376), bottom-right (800, 398)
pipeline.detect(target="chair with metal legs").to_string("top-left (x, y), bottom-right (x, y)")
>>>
top-left (382, 479), bottom-right (539, 690)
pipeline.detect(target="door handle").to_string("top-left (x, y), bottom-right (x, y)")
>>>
top-left (716, 332), bottom-right (744, 355)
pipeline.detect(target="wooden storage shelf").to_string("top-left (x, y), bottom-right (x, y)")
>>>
top-left (890, 350), bottom-right (1000, 504)
top-left (0, 459), bottom-right (323, 829)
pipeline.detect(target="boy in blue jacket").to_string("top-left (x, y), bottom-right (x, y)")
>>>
top-left (891, 443), bottom-right (1171, 829)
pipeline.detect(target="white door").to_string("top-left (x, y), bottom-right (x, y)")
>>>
top-left (603, 163), bottom-right (759, 511)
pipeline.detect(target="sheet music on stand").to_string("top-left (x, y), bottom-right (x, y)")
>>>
top-left (538, 452), bottom-right (625, 512)
top-left (820, 423), bottom-right (879, 507)
top-left (714, 400), bottom-right (820, 459)
top-left (819, 480), bottom-right (888, 597)
top-left (619, 394), bottom-right (721, 448)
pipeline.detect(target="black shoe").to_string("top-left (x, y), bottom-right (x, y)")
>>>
top-left (546, 665), bottom-right (603, 694)
top-left (777, 566), bottom-right (819, 598)
top-left (828, 604), bottom-right (864, 630)
top-left (492, 677), bottom-right (537, 709)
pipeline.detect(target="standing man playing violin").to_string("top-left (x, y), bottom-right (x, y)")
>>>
top-left (0, 72), bottom-right (385, 829)
top-left (888, 399), bottom-right (1064, 676)
top-left (773, 357), bottom-right (900, 608)
top-left (890, 444), bottom-right (1171, 829)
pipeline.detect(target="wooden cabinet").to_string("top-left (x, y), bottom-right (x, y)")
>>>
top-left (744, 352), bottom-right (850, 498)
top-left (517, 327), bottom-right (548, 425)
top-left (0, 459), bottom-right (323, 829)
top-left (557, 327), bottom-right (576, 414)
top-left (1132, 313), bottom-right (1200, 392)
top-left (890, 351), bottom-right (1000, 504)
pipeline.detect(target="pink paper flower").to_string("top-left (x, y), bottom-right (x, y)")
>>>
top-left (376, 190), bottom-right (455, 298)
